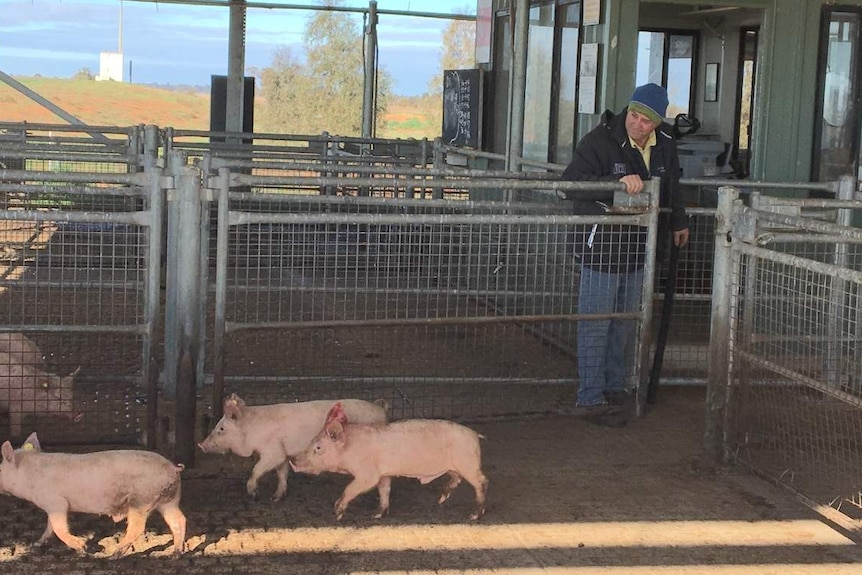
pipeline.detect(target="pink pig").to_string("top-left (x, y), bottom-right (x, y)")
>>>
top-left (290, 403), bottom-right (489, 521)
top-left (0, 350), bottom-right (82, 437)
top-left (0, 433), bottom-right (186, 559)
top-left (198, 393), bottom-right (388, 501)
top-left (0, 332), bottom-right (47, 369)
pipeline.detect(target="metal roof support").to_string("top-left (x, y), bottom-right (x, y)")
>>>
top-left (361, 1), bottom-right (378, 139)
top-left (226, 0), bottom-right (247, 139)
top-left (506, 0), bottom-right (528, 173)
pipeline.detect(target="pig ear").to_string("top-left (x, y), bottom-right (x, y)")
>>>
top-left (325, 402), bottom-right (348, 425)
top-left (325, 420), bottom-right (344, 442)
top-left (23, 432), bottom-right (41, 452)
top-left (1, 441), bottom-right (14, 463)
top-left (223, 395), bottom-right (244, 419)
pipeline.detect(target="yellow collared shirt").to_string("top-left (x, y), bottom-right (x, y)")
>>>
top-left (628, 131), bottom-right (657, 171)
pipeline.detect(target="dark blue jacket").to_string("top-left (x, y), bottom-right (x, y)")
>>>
top-left (562, 107), bottom-right (687, 272)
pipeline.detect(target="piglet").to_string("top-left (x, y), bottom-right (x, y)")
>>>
top-left (0, 433), bottom-right (186, 559)
top-left (198, 393), bottom-right (388, 501)
top-left (0, 350), bottom-right (82, 437)
top-left (291, 403), bottom-right (489, 521)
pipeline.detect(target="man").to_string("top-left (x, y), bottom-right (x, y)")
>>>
top-left (562, 83), bottom-right (689, 411)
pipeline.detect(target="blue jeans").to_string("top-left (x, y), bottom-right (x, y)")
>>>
top-left (576, 265), bottom-right (645, 406)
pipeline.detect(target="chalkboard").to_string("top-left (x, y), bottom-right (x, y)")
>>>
top-left (442, 69), bottom-right (482, 148)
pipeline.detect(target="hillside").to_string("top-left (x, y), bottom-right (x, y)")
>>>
top-left (0, 77), bottom-right (441, 140)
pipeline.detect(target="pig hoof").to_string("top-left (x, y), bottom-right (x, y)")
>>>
top-left (438, 492), bottom-right (451, 505)
top-left (469, 508), bottom-right (485, 521)
top-left (372, 507), bottom-right (388, 519)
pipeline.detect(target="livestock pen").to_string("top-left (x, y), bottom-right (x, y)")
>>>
top-left (0, 122), bottom-right (859, 573)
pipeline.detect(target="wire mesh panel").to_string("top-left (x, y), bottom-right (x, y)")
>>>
top-left (206, 170), bottom-right (659, 422)
top-left (728, 205), bottom-right (862, 524)
top-left (0, 167), bottom-right (162, 445)
top-left (0, 122), bottom-right (140, 174)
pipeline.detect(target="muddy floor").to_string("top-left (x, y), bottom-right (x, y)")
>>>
top-left (0, 386), bottom-right (860, 574)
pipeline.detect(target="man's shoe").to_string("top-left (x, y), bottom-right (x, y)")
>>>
top-left (605, 390), bottom-right (632, 406)
top-left (571, 401), bottom-right (610, 416)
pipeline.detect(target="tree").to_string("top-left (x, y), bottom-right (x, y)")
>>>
top-left (72, 68), bottom-right (95, 81)
top-left (259, 0), bottom-right (392, 136)
top-left (427, 11), bottom-right (476, 96)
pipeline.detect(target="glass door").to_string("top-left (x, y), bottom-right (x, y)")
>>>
top-left (813, 8), bottom-right (861, 186)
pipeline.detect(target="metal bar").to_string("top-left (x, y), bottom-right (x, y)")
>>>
top-left (207, 158), bottom-right (562, 180)
top-left (737, 351), bottom-right (862, 409)
top-left (0, 170), bottom-right (147, 186)
top-left (736, 243), bottom-right (862, 284)
top-left (228, 211), bottom-right (650, 227)
top-left (118, 0), bottom-right (476, 21)
top-left (226, 311), bottom-right (641, 332)
top-left (0, 72), bottom-right (111, 144)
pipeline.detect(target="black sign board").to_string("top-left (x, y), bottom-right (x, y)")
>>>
top-left (210, 75), bottom-right (255, 142)
top-left (442, 69), bottom-right (482, 148)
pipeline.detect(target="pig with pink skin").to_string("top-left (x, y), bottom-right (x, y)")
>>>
top-left (0, 332), bottom-right (47, 369)
top-left (198, 393), bottom-right (388, 501)
top-left (0, 432), bottom-right (186, 559)
top-left (290, 403), bottom-right (489, 521)
top-left (0, 350), bottom-right (82, 438)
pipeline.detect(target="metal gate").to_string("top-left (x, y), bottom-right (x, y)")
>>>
top-left (713, 183), bottom-right (862, 529)
top-left (0, 123), bottom-right (164, 447)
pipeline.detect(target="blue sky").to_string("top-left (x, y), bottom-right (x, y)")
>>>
top-left (0, 0), bottom-right (475, 96)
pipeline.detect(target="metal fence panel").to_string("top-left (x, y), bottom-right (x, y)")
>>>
top-left (0, 164), bottom-right (163, 446)
top-left (727, 198), bottom-right (862, 525)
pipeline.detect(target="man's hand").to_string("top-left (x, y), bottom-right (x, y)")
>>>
top-left (618, 174), bottom-right (644, 195)
top-left (674, 228), bottom-right (690, 248)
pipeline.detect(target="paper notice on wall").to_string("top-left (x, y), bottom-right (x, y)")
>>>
top-left (583, 0), bottom-right (601, 25)
top-left (578, 43), bottom-right (599, 114)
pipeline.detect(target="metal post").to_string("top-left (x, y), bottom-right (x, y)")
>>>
top-left (212, 168), bottom-right (231, 423)
top-left (143, 164), bottom-right (165, 450)
top-left (635, 179), bottom-right (660, 416)
top-left (704, 185), bottom-right (739, 468)
top-left (143, 125), bottom-right (160, 170)
top-left (362, 1), bottom-right (378, 139)
top-left (506, 0), bottom-right (528, 174)
top-left (226, 0), bottom-right (247, 140)
top-left (164, 152), bottom-right (203, 466)
top-left (825, 175), bottom-right (854, 388)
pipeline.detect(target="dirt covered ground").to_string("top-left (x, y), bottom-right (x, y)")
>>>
top-left (0, 386), bottom-right (860, 574)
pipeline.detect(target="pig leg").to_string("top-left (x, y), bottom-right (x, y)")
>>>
top-left (36, 520), bottom-right (55, 546)
top-left (334, 474), bottom-right (380, 521)
top-left (157, 504), bottom-right (187, 557)
top-left (271, 460), bottom-right (290, 502)
top-left (372, 476), bottom-right (391, 519)
top-left (111, 507), bottom-right (148, 559)
top-left (246, 451), bottom-right (283, 499)
top-left (438, 472), bottom-right (463, 504)
top-left (463, 470), bottom-right (489, 521)
top-left (45, 511), bottom-right (88, 554)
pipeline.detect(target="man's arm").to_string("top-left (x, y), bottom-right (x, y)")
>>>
top-left (666, 140), bottom-right (689, 247)
top-left (561, 138), bottom-right (618, 202)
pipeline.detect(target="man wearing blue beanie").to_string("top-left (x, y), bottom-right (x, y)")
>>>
top-left (562, 83), bottom-right (689, 415)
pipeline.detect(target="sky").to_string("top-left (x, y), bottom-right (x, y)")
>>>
top-left (0, 0), bottom-right (476, 96)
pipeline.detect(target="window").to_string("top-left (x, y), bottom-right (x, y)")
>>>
top-left (522, 3), bottom-right (555, 162)
top-left (551, 1), bottom-right (580, 164)
top-left (636, 30), bottom-right (698, 117)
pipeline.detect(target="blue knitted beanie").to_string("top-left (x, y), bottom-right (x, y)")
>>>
top-left (629, 83), bottom-right (669, 124)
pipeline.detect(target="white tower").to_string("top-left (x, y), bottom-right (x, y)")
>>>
top-left (96, 0), bottom-right (124, 82)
